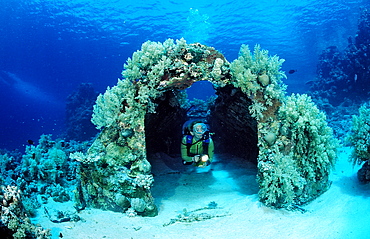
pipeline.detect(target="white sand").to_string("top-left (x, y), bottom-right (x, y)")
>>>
top-left (32, 147), bottom-right (370, 239)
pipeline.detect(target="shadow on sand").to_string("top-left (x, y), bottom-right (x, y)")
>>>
top-left (149, 153), bottom-right (259, 207)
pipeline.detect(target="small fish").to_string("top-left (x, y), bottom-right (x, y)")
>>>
top-left (288, 70), bottom-right (297, 74)
top-left (27, 139), bottom-right (34, 145)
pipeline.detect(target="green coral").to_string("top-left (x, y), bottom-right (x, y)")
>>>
top-left (21, 138), bottom-right (68, 183)
top-left (45, 184), bottom-right (71, 202)
top-left (16, 134), bottom-right (80, 216)
top-left (0, 154), bottom-right (17, 185)
top-left (248, 101), bottom-right (267, 119)
top-left (0, 185), bottom-right (51, 239)
top-left (83, 38), bottom-right (234, 216)
top-left (347, 102), bottom-right (370, 165)
top-left (229, 44), bottom-right (287, 122)
top-left (279, 94), bottom-right (338, 182)
top-left (91, 39), bottom-right (175, 130)
top-left (91, 84), bottom-right (127, 130)
top-left (258, 146), bottom-right (305, 207)
top-left (47, 148), bottom-right (67, 167)
top-left (91, 38), bottom-right (231, 131)
top-left (230, 44), bottom-right (286, 101)
top-left (83, 38), bottom-right (338, 214)
top-left (257, 94), bottom-right (339, 208)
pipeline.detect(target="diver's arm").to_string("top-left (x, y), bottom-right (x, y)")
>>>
top-left (181, 137), bottom-right (193, 163)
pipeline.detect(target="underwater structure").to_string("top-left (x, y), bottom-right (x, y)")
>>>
top-left (71, 38), bottom-right (339, 216)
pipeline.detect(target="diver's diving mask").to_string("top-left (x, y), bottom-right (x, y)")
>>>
top-left (192, 123), bottom-right (207, 138)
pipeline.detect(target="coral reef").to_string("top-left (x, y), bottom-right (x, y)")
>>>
top-left (257, 94), bottom-right (339, 207)
top-left (77, 39), bottom-right (232, 216)
top-left (347, 102), bottom-right (370, 183)
top-left (0, 185), bottom-right (51, 239)
top-left (230, 44), bottom-right (287, 105)
top-left (0, 38), bottom-right (338, 231)
top-left (310, 9), bottom-right (370, 106)
top-left (77, 38), bottom-right (338, 215)
top-left (308, 8), bottom-right (370, 139)
top-left (26, 134), bottom-right (80, 187)
top-left (0, 153), bottom-right (21, 186)
top-left (187, 97), bottom-right (216, 119)
top-left (20, 135), bottom-right (76, 185)
top-left (0, 134), bottom-right (89, 237)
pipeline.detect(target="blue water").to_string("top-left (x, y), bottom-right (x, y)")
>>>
top-left (0, 0), bottom-right (368, 150)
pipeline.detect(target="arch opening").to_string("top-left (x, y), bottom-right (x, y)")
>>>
top-left (144, 82), bottom-right (260, 209)
top-left (75, 39), bottom-right (338, 217)
top-left (145, 82), bottom-right (259, 172)
top-left (186, 81), bottom-right (216, 101)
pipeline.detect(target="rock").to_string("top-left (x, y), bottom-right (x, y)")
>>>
top-left (264, 132), bottom-right (277, 146)
top-left (130, 198), bottom-right (146, 213)
top-left (115, 194), bottom-right (130, 209)
top-left (357, 161), bottom-right (370, 184)
top-left (258, 74), bottom-right (270, 87)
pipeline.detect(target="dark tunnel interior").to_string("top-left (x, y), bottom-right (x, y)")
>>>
top-left (145, 84), bottom-right (258, 164)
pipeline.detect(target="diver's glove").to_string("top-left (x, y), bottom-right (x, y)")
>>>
top-left (194, 154), bottom-right (210, 168)
top-left (192, 155), bottom-right (201, 163)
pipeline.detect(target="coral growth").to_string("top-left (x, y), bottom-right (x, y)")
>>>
top-left (78, 38), bottom-right (338, 215)
top-left (78, 38), bottom-right (234, 216)
top-left (21, 135), bottom-right (74, 184)
top-left (227, 45), bottom-right (336, 208)
top-left (310, 9), bottom-right (370, 106)
top-left (257, 94), bottom-right (339, 208)
top-left (230, 44), bottom-right (286, 124)
top-left (0, 38), bottom-right (338, 228)
top-left (308, 9), bottom-right (370, 140)
top-left (347, 102), bottom-right (370, 164)
top-left (347, 102), bottom-right (370, 183)
top-left (0, 134), bottom-right (88, 237)
top-left (0, 185), bottom-right (51, 239)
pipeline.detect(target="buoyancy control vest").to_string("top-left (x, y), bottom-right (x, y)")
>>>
top-left (184, 133), bottom-right (210, 157)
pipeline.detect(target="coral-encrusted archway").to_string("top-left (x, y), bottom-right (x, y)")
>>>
top-left (71, 39), bottom-right (338, 216)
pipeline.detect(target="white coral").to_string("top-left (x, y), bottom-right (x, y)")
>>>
top-left (125, 207), bottom-right (137, 217)
top-left (249, 102), bottom-right (267, 119)
top-left (70, 152), bottom-right (100, 164)
top-left (132, 174), bottom-right (154, 189)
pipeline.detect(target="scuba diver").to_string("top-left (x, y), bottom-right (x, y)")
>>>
top-left (181, 121), bottom-right (214, 168)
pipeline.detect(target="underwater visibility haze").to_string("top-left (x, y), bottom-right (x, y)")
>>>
top-left (1, 1), bottom-right (370, 238)
top-left (0, 0), bottom-right (368, 150)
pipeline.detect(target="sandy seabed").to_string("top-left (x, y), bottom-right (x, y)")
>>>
top-left (32, 147), bottom-right (370, 239)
